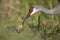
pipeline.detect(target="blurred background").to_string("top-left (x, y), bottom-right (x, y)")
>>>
top-left (0, 0), bottom-right (60, 40)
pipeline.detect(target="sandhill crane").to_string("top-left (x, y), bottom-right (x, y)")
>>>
top-left (22, 0), bottom-right (60, 24)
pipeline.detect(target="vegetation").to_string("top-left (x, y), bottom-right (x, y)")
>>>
top-left (0, 0), bottom-right (60, 40)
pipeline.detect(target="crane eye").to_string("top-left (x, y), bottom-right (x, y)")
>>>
top-left (29, 7), bottom-right (34, 14)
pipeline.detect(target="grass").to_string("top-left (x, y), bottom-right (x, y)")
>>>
top-left (0, 0), bottom-right (60, 40)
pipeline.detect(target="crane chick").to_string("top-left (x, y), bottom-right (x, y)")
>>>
top-left (16, 23), bottom-right (23, 33)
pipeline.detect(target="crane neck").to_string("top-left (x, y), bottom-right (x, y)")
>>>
top-left (41, 7), bottom-right (54, 14)
top-left (40, 4), bottom-right (60, 14)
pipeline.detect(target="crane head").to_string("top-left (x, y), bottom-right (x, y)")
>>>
top-left (29, 6), bottom-right (40, 15)
top-left (22, 5), bottom-right (41, 24)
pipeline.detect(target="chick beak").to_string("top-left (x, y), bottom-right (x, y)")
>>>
top-left (22, 13), bottom-right (30, 25)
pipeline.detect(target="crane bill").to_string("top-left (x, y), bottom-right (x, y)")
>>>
top-left (22, 13), bottom-right (30, 25)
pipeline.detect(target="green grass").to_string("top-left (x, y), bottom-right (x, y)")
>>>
top-left (0, 0), bottom-right (60, 40)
